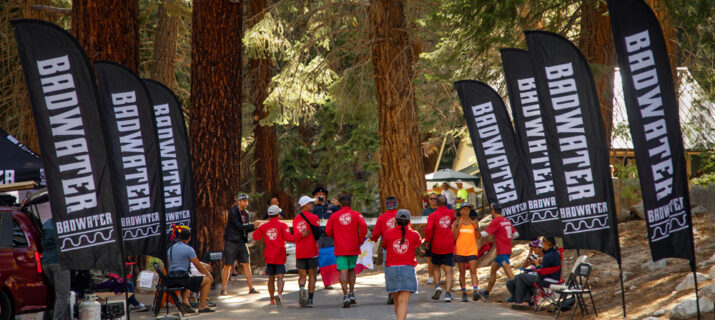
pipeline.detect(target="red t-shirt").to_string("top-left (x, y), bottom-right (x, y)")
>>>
top-left (292, 211), bottom-right (320, 259)
top-left (424, 206), bottom-right (456, 254)
top-left (382, 226), bottom-right (422, 267)
top-left (252, 217), bottom-right (295, 264)
top-left (325, 207), bottom-right (367, 256)
top-left (485, 215), bottom-right (517, 255)
top-left (370, 209), bottom-right (397, 242)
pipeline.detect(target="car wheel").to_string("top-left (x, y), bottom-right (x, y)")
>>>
top-left (0, 290), bottom-right (13, 320)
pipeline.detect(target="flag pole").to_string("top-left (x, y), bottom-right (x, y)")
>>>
top-left (618, 262), bottom-right (626, 319)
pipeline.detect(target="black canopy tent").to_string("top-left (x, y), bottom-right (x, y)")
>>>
top-left (0, 128), bottom-right (44, 185)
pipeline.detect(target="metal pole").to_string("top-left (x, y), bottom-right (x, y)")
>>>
top-left (618, 263), bottom-right (626, 319)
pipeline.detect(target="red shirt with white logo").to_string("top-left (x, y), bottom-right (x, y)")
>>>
top-left (370, 209), bottom-right (397, 242)
top-left (485, 215), bottom-right (517, 255)
top-left (292, 211), bottom-right (320, 259)
top-left (424, 206), bottom-right (456, 254)
top-left (382, 226), bottom-right (422, 267)
top-left (252, 217), bottom-right (295, 264)
top-left (325, 207), bottom-right (367, 256)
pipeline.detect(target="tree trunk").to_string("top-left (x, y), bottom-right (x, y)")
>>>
top-left (646, 0), bottom-right (678, 88)
top-left (190, 0), bottom-right (242, 259)
top-left (248, 0), bottom-right (289, 217)
top-left (579, 0), bottom-right (616, 149)
top-left (368, 0), bottom-right (426, 216)
top-left (150, 1), bottom-right (179, 88)
top-left (72, 0), bottom-right (139, 72)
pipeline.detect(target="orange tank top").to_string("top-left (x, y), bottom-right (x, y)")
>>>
top-left (455, 223), bottom-right (479, 256)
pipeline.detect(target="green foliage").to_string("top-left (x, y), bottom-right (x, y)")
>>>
top-left (613, 161), bottom-right (642, 203)
top-left (692, 151), bottom-right (715, 186)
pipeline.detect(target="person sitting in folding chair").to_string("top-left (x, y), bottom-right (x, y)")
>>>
top-left (506, 237), bottom-right (560, 310)
top-left (166, 227), bottom-right (215, 313)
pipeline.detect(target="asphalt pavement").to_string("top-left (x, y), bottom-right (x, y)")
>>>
top-left (129, 271), bottom-right (552, 320)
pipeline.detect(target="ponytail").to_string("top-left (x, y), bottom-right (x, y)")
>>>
top-left (400, 224), bottom-right (406, 245)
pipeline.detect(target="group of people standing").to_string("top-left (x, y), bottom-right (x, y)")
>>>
top-left (215, 184), bottom-right (560, 319)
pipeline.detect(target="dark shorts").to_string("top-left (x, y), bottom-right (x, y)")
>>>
top-left (455, 255), bottom-right (478, 263)
top-left (224, 240), bottom-right (250, 265)
top-left (296, 257), bottom-right (318, 270)
top-left (431, 253), bottom-right (455, 267)
top-left (266, 264), bottom-right (286, 276)
top-left (167, 276), bottom-right (203, 292)
top-left (424, 244), bottom-right (432, 258)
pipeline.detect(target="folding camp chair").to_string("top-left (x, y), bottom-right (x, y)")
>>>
top-left (552, 259), bottom-right (597, 319)
top-left (532, 247), bottom-right (565, 311)
top-left (152, 262), bottom-right (188, 317)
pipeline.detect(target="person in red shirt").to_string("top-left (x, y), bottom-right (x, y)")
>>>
top-left (253, 205), bottom-right (305, 306)
top-left (325, 195), bottom-right (367, 308)
top-left (370, 196), bottom-right (398, 305)
top-left (383, 209), bottom-right (422, 320)
top-left (293, 196), bottom-right (321, 308)
top-left (479, 202), bottom-right (519, 300)
top-left (424, 195), bottom-right (456, 302)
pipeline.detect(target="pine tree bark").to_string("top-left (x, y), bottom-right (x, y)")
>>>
top-left (72, 0), bottom-right (139, 71)
top-left (190, 0), bottom-right (242, 258)
top-left (579, 0), bottom-right (616, 148)
top-left (248, 0), bottom-right (289, 217)
top-left (150, 1), bottom-right (179, 88)
top-left (368, 0), bottom-right (426, 216)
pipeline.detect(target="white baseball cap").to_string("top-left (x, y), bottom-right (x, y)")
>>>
top-left (267, 205), bottom-right (282, 216)
top-left (298, 196), bottom-right (315, 208)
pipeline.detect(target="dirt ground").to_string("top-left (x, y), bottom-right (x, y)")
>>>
top-left (409, 213), bottom-right (714, 319)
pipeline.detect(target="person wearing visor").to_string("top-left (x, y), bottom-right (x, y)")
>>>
top-left (479, 202), bottom-right (518, 300)
top-left (382, 209), bottom-right (422, 320)
top-left (452, 202), bottom-right (482, 302)
top-left (222, 193), bottom-right (258, 295)
top-left (370, 196), bottom-right (399, 304)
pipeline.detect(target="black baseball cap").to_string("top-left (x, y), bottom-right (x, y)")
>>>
top-left (312, 186), bottom-right (328, 196)
top-left (490, 202), bottom-right (502, 212)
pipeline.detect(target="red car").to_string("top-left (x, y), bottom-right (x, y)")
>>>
top-left (0, 206), bottom-right (50, 319)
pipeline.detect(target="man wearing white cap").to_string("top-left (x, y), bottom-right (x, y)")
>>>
top-left (293, 196), bottom-right (321, 307)
top-left (253, 205), bottom-right (305, 306)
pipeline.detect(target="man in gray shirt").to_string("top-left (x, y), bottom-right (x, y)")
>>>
top-left (167, 228), bottom-right (214, 313)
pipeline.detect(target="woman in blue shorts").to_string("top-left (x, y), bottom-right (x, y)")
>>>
top-left (382, 209), bottom-right (422, 320)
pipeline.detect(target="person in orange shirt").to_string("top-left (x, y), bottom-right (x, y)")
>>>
top-left (452, 202), bottom-right (482, 302)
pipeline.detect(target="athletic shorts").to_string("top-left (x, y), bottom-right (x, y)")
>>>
top-left (424, 244), bottom-right (432, 258)
top-left (336, 255), bottom-right (358, 271)
top-left (385, 265), bottom-right (418, 293)
top-left (455, 255), bottom-right (478, 263)
top-left (224, 240), bottom-right (250, 265)
top-left (431, 253), bottom-right (454, 267)
top-left (167, 276), bottom-right (203, 292)
top-left (495, 254), bottom-right (511, 267)
top-left (296, 257), bottom-right (318, 270)
top-left (266, 264), bottom-right (286, 276)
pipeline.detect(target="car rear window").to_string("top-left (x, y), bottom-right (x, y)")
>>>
top-left (12, 217), bottom-right (29, 248)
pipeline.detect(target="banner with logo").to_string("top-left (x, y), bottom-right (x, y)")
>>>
top-left (525, 31), bottom-right (621, 262)
top-left (0, 128), bottom-right (45, 185)
top-left (12, 20), bottom-right (123, 271)
top-left (454, 80), bottom-right (530, 239)
top-left (142, 79), bottom-right (196, 240)
top-left (607, 0), bottom-right (695, 266)
top-left (95, 61), bottom-right (165, 257)
top-left (500, 48), bottom-right (561, 239)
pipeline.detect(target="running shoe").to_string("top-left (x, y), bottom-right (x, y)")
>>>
top-left (299, 288), bottom-right (308, 307)
top-left (220, 290), bottom-right (229, 296)
top-left (249, 288), bottom-right (260, 294)
top-left (349, 292), bottom-right (356, 304)
top-left (444, 292), bottom-right (453, 302)
top-left (342, 295), bottom-right (351, 308)
top-left (473, 291), bottom-right (481, 301)
top-left (461, 294), bottom-right (468, 302)
top-left (274, 295), bottom-right (282, 306)
top-left (431, 287), bottom-right (442, 300)
top-left (479, 290), bottom-right (489, 300)
top-left (307, 298), bottom-right (314, 308)
top-left (427, 277), bottom-right (434, 285)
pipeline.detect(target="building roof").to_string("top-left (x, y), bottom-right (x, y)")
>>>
top-left (612, 67), bottom-right (715, 151)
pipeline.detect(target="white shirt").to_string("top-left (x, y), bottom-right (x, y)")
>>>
top-left (442, 189), bottom-right (456, 208)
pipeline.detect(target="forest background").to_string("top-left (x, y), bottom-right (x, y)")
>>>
top-left (1, 0), bottom-right (713, 257)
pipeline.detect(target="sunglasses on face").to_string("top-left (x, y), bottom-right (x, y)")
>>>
top-left (428, 198), bottom-right (437, 200)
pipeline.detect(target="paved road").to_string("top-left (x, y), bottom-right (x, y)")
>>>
top-left (131, 272), bottom-right (551, 320)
